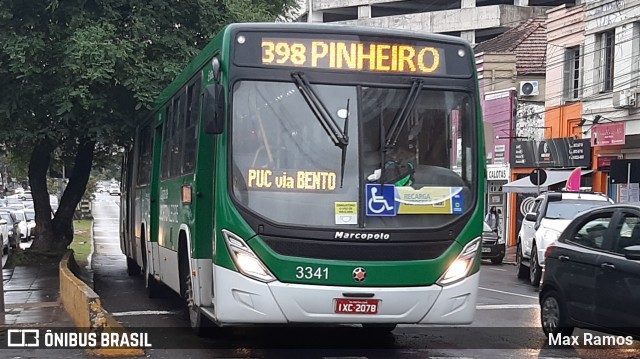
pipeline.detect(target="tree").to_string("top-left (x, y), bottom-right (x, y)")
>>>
top-left (0, 0), bottom-right (297, 252)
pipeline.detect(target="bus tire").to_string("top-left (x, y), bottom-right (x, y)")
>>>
top-left (146, 272), bottom-right (163, 298)
top-left (179, 248), bottom-right (214, 336)
top-left (126, 257), bottom-right (141, 276)
top-left (184, 272), bottom-right (214, 336)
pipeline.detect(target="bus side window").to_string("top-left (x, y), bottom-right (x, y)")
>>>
top-left (161, 106), bottom-right (172, 179)
top-left (170, 92), bottom-right (185, 177)
top-left (183, 76), bottom-right (201, 174)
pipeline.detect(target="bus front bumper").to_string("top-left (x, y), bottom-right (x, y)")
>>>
top-left (212, 265), bottom-right (479, 325)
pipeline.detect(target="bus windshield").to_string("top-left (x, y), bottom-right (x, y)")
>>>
top-left (231, 80), bottom-right (476, 229)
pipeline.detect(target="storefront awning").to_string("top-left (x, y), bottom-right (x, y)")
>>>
top-left (502, 170), bottom-right (593, 193)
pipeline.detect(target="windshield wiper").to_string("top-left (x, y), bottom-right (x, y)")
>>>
top-left (291, 72), bottom-right (349, 187)
top-left (385, 78), bottom-right (423, 149)
top-left (340, 99), bottom-right (350, 188)
top-left (377, 79), bottom-right (423, 185)
top-left (291, 72), bottom-right (348, 147)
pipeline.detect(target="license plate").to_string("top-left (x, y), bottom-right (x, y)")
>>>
top-left (482, 247), bottom-right (492, 253)
top-left (335, 298), bottom-right (380, 314)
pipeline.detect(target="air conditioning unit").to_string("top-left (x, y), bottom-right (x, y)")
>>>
top-left (519, 81), bottom-right (539, 97)
top-left (613, 89), bottom-right (637, 108)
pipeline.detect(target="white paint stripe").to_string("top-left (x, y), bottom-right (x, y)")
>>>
top-left (479, 286), bottom-right (538, 299)
top-left (111, 310), bottom-right (178, 317)
top-left (476, 304), bottom-right (539, 310)
top-left (488, 267), bottom-right (507, 271)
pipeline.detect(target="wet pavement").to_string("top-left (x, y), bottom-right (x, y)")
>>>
top-left (0, 243), bottom-right (90, 357)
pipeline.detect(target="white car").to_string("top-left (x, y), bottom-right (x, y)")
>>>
top-left (10, 209), bottom-right (29, 242)
top-left (109, 184), bottom-right (121, 196)
top-left (0, 217), bottom-right (9, 254)
top-left (24, 209), bottom-right (35, 239)
top-left (516, 191), bottom-right (614, 286)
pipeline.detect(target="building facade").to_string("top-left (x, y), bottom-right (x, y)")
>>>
top-left (475, 18), bottom-right (547, 246)
top-left (581, 0), bottom-right (640, 203)
top-left (300, 0), bottom-right (577, 44)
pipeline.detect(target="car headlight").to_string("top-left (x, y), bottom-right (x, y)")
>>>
top-left (437, 238), bottom-right (480, 286)
top-left (222, 229), bottom-right (275, 283)
top-left (8, 230), bottom-right (13, 236)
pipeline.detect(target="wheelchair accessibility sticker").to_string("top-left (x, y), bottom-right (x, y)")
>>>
top-left (366, 184), bottom-right (397, 216)
top-left (365, 184), bottom-right (464, 216)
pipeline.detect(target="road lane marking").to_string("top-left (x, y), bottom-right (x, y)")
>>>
top-left (488, 267), bottom-right (507, 271)
top-left (479, 287), bottom-right (538, 299)
top-left (476, 304), bottom-right (539, 309)
top-left (111, 310), bottom-right (179, 317)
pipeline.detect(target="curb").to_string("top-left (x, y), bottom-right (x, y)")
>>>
top-left (59, 250), bottom-right (145, 357)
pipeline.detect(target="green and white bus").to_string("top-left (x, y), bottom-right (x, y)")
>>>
top-left (120, 23), bottom-right (485, 333)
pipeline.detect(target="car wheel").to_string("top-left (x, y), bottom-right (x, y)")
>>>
top-left (530, 244), bottom-right (542, 287)
top-left (491, 256), bottom-right (504, 265)
top-left (540, 290), bottom-right (574, 337)
top-left (516, 241), bottom-right (528, 279)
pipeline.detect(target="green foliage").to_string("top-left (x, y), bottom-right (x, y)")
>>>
top-left (0, 0), bottom-right (298, 167)
top-left (70, 220), bottom-right (93, 268)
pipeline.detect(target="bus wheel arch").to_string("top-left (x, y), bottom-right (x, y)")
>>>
top-left (178, 229), bottom-right (213, 335)
top-left (143, 228), bottom-right (162, 298)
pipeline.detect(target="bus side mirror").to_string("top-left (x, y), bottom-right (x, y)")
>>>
top-left (204, 84), bottom-right (225, 135)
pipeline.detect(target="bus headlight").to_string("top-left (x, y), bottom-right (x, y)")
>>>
top-left (437, 238), bottom-right (480, 286)
top-left (222, 229), bottom-right (275, 283)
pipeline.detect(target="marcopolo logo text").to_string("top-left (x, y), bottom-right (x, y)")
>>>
top-left (335, 231), bottom-right (390, 241)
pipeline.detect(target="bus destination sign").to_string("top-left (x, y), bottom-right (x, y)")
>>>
top-left (260, 37), bottom-right (445, 75)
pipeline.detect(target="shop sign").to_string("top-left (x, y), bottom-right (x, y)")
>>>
top-left (597, 155), bottom-right (622, 171)
top-left (511, 138), bottom-right (591, 168)
top-left (592, 122), bottom-right (625, 146)
top-left (487, 164), bottom-right (510, 181)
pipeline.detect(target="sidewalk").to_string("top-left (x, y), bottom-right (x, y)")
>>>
top-left (505, 244), bottom-right (517, 265)
top-left (0, 257), bottom-right (90, 357)
top-left (1, 262), bottom-right (71, 326)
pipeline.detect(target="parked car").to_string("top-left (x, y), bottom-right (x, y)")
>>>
top-left (109, 184), bottom-right (121, 196)
top-left (482, 221), bottom-right (505, 264)
top-left (0, 215), bottom-right (10, 254)
top-left (540, 204), bottom-right (640, 339)
top-left (0, 210), bottom-right (19, 248)
top-left (24, 209), bottom-right (35, 239)
top-left (10, 209), bottom-right (29, 241)
top-left (19, 191), bottom-right (32, 201)
top-left (516, 191), bottom-right (613, 286)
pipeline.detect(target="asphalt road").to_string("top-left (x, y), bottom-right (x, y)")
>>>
top-left (91, 192), bottom-right (640, 359)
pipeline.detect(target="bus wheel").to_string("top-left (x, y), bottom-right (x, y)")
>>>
top-left (146, 272), bottom-right (163, 298)
top-left (184, 271), bottom-right (214, 335)
top-left (362, 324), bottom-right (397, 335)
top-left (126, 257), bottom-right (141, 276)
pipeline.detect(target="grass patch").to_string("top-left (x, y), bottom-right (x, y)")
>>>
top-left (7, 248), bottom-right (65, 267)
top-left (70, 220), bottom-right (93, 268)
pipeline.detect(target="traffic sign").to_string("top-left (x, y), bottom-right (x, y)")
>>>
top-left (530, 169), bottom-right (547, 186)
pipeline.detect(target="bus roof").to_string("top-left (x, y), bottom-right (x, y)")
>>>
top-left (150, 22), bottom-right (473, 122)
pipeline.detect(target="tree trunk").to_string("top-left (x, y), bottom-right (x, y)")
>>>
top-left (30, 140), bottom-right (96, 252)
top-left (28, 141), bottom-right (56, 252)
